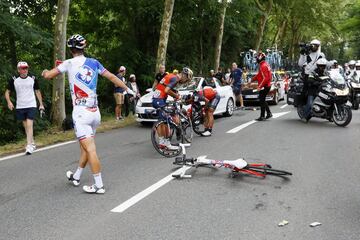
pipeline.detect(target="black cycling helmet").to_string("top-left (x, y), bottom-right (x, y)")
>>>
top-left (67, 34), bottom-right (87, 49)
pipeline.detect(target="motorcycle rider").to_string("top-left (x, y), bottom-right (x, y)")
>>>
top-left (346, 60), bottom-right (356, 79)
top-left (298, 39), bottom-right (326, 76)
top-left (303, 58), bottom-right (328, 122)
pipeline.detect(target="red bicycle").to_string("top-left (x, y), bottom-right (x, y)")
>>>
top-left (172, 144), bottom-right (292, 179)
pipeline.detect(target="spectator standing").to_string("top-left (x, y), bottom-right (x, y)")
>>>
top-left (152, 64), bottom-right (167, 90)
top-left (126, 74), bottom-right (141, 115)
top-left (114, 66), bottom-right (126, 120)
top-left (229, 62), bottom-right (244, 109)
top-left (4, 61), bottom-right (45, 155)
top-left (225, 68), bottom-right (231, 84)
top-left (215, 67), bottom-right (226, 85)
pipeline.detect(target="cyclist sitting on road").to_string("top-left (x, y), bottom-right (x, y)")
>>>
top-left (186, 87), bottom-right (220, 137)
top-left (152, 67), bottom-right (193, 150)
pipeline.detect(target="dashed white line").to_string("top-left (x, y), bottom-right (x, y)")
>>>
top-left (280, 104), bottom-right (288, 109)
top-left (0, 140), bottom-right (77, 162)
top-left (227, 111), bottom-right (291, 134)
top-left (111, 165), bottom-right (191, 213)
top-left (227, 120), bottom-right (257, 134)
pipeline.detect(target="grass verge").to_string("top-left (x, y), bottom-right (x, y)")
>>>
top-left (0, 114), bottom-right (136, 157)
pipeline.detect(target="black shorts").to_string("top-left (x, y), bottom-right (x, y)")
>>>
top-left (208, 95), bottom-right (221, 110)
top-left (232, 85), bottom-right (242, 96)
top-left (16, 107), bottom-right (37, 121)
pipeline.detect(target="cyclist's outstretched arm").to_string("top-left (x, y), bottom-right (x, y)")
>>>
top-left (102, 71), bottom-right (133, 93)
top-left (42, 68), bottom-right (61, 79)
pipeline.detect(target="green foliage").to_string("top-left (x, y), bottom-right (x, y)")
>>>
top-left (0, 0), bottom-right (359, 145)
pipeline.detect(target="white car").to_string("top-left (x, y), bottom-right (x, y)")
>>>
top-left (135, 77), bottom-right (235, 124)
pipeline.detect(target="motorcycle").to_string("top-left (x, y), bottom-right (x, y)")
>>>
top-left (297, 71), bottom-right (352, 127)
top-left (346, 72), bottom-right (360, 110)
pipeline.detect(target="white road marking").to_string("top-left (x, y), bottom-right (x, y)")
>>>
top-left (227, 120), bottom-right (257, 134)
top-left (111, 165), bottom-right (192, 213)
top-left (0, 140), bottom-right (77, 162)
top-left (227, 111), bottom-right (291, 134)
top-left (280, 104), bottom-right (288, 109)
top-left (272, 111), bottom-right (291, 118)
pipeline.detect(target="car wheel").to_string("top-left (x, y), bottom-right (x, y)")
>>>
top-left (223, 98), bottom-right (234, 117)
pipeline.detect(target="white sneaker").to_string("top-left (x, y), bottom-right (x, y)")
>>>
top-left (31, 143), bottom-right (37, 151)
top-left (201, 131), bottom-right (212, 137)
top-left (66, 171), bottom-right (80, 186)
top-left (162, 139), bottom-right (179, 151)
top-left (25, 144), bottom-right (34, 155)
top-left (83, 184), bottom-right (106, 194)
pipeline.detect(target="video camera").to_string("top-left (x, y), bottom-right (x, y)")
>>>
top-left (299, 43), bottom-right (311, 55)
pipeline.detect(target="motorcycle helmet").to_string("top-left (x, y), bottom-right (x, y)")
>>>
top-left (349, 60), bottom-right (356, 69)
top-left (316, 58), bottom-right (327, 73)
top-left (67, 34), bottom-right (87, 49)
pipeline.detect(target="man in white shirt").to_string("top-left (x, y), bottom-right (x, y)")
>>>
top-left (5, 61), bottom-right (45, 155)
top-left (42, 34), bottom-right (134, 194)
top-left (126, 74), bottom-right (141, 115)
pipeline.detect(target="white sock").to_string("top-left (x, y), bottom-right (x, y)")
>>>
top-left (93, 173), bottom-right (104, 188)
top-left (73, 167), bottom-right (83, 180)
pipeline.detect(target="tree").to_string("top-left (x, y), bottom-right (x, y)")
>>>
top-left (51, 0), bottom-right (70, 127)
top-left (213, 0), bottom-right (230, 71)
top-left (254, 0), bottom-right (273, 51)
top-left (155, 0), bottom-right (175, 72)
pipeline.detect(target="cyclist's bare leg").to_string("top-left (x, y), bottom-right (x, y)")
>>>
top-left (78, 144), bottom-right (88, 168)
top-left (204, 111), bottom-right (209, 128)
top-left (207, 108), bottom-right (215, 129)
top-left (79, 138), bottom-right (101, 174)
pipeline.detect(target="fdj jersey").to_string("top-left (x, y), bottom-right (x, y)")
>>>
top-left (153, 74), bottom-right (178, 99)
top-left (57, 55), bottom-right (107, 107)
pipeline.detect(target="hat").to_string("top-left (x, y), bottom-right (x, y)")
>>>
top-left (17, 61), bottom-right (29, 68)
top-left (119, 66), bottom-right (126, 72)
top-left (129, 74), bottom-right (136, 79)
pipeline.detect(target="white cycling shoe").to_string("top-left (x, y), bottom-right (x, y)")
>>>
top-left (201, 131), bottom-right (212, 137)
top-left (83, 184), bottom-right (106, 194)
top-left (66, 171), bottom-right (80, 186)
top-left (159, 139), bottom-right (179, 151)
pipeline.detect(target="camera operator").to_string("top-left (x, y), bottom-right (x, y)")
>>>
top-left (298, 39), bottom-right (325, 76)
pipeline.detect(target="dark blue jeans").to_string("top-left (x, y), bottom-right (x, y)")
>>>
top-left (304, 95), bottom-right (315, 119)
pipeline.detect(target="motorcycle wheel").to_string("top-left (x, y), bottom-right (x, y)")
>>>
top-left (332, 106), bottom-right (352, 127)
top-left (297, 106), bottom-right (306, 119)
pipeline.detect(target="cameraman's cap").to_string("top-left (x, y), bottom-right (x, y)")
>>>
top-left (310, 39), bottom-right (321, 45)
top-left (17, 61), bottom-right (29, 68)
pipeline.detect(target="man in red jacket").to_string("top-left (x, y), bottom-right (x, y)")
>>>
top-left (252, 52), bottom-right (273, 121)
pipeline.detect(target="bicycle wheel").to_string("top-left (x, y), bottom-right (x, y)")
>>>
top-left (192, 112), bottom-right (206, 136)
top-left (245, 165), bottom-right (292, 176)
top-left (181, 115), bottom-right (193, 143)
top-left (151, 121), bottom-right (182, 158)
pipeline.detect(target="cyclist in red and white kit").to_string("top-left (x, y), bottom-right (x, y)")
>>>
top-left (187, 87), bottom-right (220, 136)
top-left (42, 34), bottom-right (135, 194)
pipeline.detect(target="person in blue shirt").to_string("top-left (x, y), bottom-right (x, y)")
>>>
top-left (230, 62), bottom-right (244, 109)
top-left (114, 66), bottom-right (126, 120)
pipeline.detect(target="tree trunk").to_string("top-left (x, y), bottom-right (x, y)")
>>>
top-left (8, 31), bottom-right (17, 68)
top-left (272, 19), bottom-right (287, 47)
top-left (52, 0), bottom-right (69, 127)
top-left (213, 0), bottom-right (227, 71)
top-left (155, 0), bottom-right (175, 72)
top-left (199, 33), bottom-right (203, 75)
top-left (254, 15), bottom-right (267, 52)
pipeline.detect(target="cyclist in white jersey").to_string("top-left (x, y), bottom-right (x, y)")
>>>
top-left (42, 34), bottom-right (135, 194)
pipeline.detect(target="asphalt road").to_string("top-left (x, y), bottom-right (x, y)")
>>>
top-left (1, 102), bottom-right (360, 240)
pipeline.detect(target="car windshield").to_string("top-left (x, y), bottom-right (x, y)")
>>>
top-left (176, 77), bottom-right (201, 91)
top-left (329, 71), bottom-right (345, 84)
